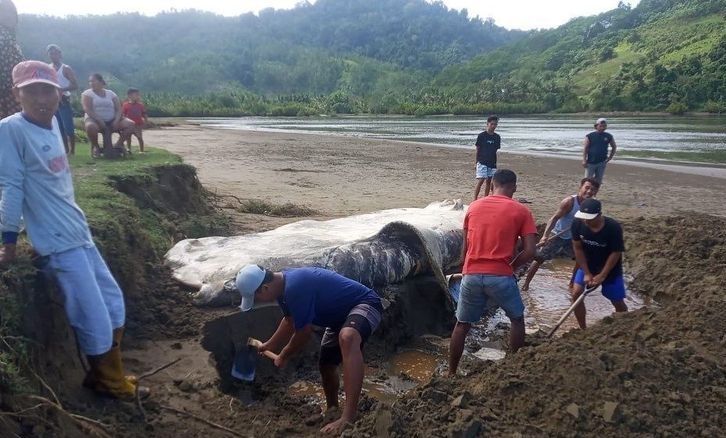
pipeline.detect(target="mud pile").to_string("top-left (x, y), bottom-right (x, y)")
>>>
top-left (353, 214), bottom-right (726, 437)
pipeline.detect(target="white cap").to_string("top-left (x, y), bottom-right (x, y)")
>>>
top-left (596, 118), bottom-right (608, 125)
top-left (235, 264), bottom-right (265, 311)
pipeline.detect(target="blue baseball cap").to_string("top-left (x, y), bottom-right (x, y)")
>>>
top-left (235, 264), bottom-right (265, 311)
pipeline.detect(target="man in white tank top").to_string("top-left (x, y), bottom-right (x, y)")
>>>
top-left (47, 44), bottom-right (78, 154)
top-left (521, 178), bottom-right (600, 291)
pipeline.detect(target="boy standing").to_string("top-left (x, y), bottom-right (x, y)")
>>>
top-left (473, 115), bottom-right (501, 200)
top-left (0, 61), bottom-right (148, 400)
top-left (46, 44), bottom-right (78, 155)
top-left (583, 118), bottom-right (617, 183)
top-left (121, 88), bottom-right (147, 153)
top-left (570, 199), bottom-right (628, 328)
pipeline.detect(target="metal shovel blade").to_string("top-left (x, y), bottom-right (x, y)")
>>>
top-left (231, 345), bottom-right (258, 381)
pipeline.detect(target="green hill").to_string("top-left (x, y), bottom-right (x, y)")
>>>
top-left (15, 0), bottom-right (725, 115)
top-left (435, 0), bottom-right (726, 112)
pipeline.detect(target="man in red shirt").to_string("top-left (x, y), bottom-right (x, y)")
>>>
top-left (449, 169), bottom-right (537, 375)
top-left (121, 88), bottom-right (147, 153)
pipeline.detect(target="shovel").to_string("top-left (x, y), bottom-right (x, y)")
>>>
top-left (546, 285), bottom-right (599, 338)
top-left (231, 337), bottom-right (279, 382)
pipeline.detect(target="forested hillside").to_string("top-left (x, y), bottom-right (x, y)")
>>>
top-left (15, 0), bottom-right (725, 116)
top-left (435, 0), bottom-right (726, 113)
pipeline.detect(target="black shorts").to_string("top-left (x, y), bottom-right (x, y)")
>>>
top-left (318, 303), bottom-right (381, 366)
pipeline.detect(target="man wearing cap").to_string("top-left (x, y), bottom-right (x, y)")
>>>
top-left (0, 61), bottom-right (148, 400)
top-left (571, 198), bottom-right (628, 328)
top-left (449, 169), bottom-right (537, 376)
top-left (521, 177), bottom-right (600, 291)
top-left (235, 264), bottom-right (383, 435)
top-left (47, 44), bottom-right (78, 155)
top-left (583, 118), bottom-right (617, 183)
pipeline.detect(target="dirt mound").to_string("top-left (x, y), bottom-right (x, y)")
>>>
top-left (352, 214), bottom-right (726, 437)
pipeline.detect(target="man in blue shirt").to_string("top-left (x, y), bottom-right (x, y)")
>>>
top-left (583, 118), bottom-right (617, 183)
top-left (0, 61), bottom-right (147, 400)
top-left (236, 265), bottom-right (382, 435)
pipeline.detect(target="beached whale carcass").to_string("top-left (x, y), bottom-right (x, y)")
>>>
top-left (164, 200), bottom-right (466, 307)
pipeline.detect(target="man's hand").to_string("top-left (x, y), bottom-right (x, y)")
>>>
top-left (537, 236), bottom-right (548, 247)
top-left (583, 272), bottom-right (594, 286)
top-left (273, 355), bottom-right (288, 369)
top-left (257, 341), bottom-right (271, 356)
top-left (588, 273), bottom-right (606, 288)
top-left (0, 244), bottom-right (17, 265)
top-left (582, 160), bottom-right (588, 168)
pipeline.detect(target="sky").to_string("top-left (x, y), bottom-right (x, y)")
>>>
top-left (12, 0), bottom-right (641, 30)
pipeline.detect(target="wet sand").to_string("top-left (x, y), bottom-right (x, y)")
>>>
top-left (144, 125), bottom-right (726, 232)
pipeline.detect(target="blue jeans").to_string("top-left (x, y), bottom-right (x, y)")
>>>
top-left (45, 245), bottom-right (126, 355)
top-left (456, 274), bottom-right (524, 323)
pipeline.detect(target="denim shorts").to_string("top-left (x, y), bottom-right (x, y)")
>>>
top-left (475, 163), bottom-right (496, 179)
top-left (456, 274), bottom-right (524, 322)
top-left (55, 99), bottom-right (75, 137)
top-left (573, 269), bottom-right (626, 301)
top-left (585, 161), bottom-right (607, 184)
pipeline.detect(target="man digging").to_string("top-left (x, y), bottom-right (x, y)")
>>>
top-left (571, 198), bottom-right (628, 328)
top-left (521, 177), bottom-right (600, 291)
top-left (235, 264), bottom-right (383, 435)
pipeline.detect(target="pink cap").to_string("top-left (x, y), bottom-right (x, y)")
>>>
top-left (12, 60), bottom-right (60, 89)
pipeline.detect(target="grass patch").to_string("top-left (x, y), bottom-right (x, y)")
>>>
top-left (620, 149), bottom-right (726, 164)
top-left (69, 143), bottom-right (184, 253)
top-left (237, 199), bottom-right (320, 217)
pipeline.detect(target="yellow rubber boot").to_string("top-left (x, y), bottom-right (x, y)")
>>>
top-left (84, 329), bottom-right (149, 400)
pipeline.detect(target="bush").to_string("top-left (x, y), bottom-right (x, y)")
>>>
top-left (703, 100), bottom-right (725, 113)
top-left (666, 101), bottom-right (688, 115)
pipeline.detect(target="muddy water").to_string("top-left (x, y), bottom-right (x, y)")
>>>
top-left (290, 262), bottom-right (645, 404)
top-left (521, 258), bottom-right (645, 334)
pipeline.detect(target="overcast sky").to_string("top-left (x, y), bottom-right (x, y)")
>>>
top-left (13, 0), bottom-right (641, 30)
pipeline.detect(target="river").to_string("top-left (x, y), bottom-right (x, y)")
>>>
top-left (191, 114), bottom-right (726, 161)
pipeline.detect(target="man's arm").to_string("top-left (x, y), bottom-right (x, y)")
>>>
top-left (607, 137), bottom-right (617, 162)
top-left (460, 227), bottom-right (468, 266)
top-left (590, 252), bottom-right (621, 287)
top-left (582, 137), bottom-right (590, 168)
top-left (62, 66), bottom-right (78, 93)
top-left (540, 197), bottom-right (574, 245)
top-left (572, 240), bottom-right (592, 281)
top-left (112, 96), bottom-right (122, 125)
top-left (512, 233), bottom-right (537, 271)
top-left (0, 127), bottom-right (26, 265)
top-left (260, 316), bottom-right (294, 353)
top-left (275, 324), bottom-right (314, 368)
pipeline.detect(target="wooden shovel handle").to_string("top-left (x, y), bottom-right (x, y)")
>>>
top-left (247, 337), bottom-right (279, 361)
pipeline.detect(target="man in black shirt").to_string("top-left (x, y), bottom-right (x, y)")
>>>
top-left (583, 118), bottom-right (617, 184)
top-left (473, 115), bottom-right (501, 200)
top-left (571, 199), bottom-right (628, 329)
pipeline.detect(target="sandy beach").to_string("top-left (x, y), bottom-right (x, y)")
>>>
top-left (145, 125), bottom-right (726, 231)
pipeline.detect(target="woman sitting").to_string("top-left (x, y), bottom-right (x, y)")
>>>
top-left (82, 73), bottom-right (134, 157)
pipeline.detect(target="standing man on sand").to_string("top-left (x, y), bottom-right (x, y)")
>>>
top-left (46, 44), bottom-right (78, 155)
top-left (571, 198), bottom-right (628, 328)
top-left (521, 177), bottom-right (600, 291)
top-left (583, 117), bottom-right (617, 183)
top-left (473, 115), bottom-right (501, 200)
top-left (235, 264), bottom-right (383, 435)
top-left (0, 61), bottom-right (148, 399)
top-left (449, 170), bottom-right (537, 376)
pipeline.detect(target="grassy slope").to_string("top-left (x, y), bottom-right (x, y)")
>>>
top-left (69, 143), bottom-right (183, 254)
top-left (572, 12), bottom-right (724, 92)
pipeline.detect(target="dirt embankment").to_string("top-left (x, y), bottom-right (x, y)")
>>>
top-left (0, 163), bottom-right (229, 437)
top-left (351, 214), bottom-right (726, 437)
